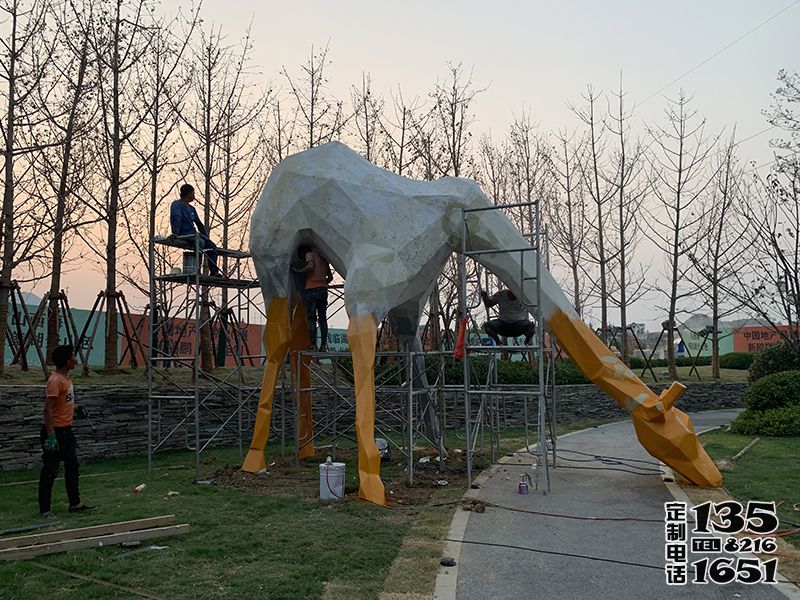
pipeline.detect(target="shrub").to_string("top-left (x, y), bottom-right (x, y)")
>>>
top-left (676, 355), bottom-right (712, 367)
top-left (729, 405), bottom-right (800, 436)
top-left (749, 341), bottom-right (800, 382)
top-left (628, 355), bottom-right (712, 369)
top-left (742, 370), bottom-right (800, 412)
top-left (718, 352), bottom-right (756, 370)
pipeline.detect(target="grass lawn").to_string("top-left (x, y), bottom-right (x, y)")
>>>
top-left (638, 364), bottom-right (750, 384)
top-left (0, 415), bottom-right (620, 600)
top-left (698, 430), bottom-right (800, 545)
top-left (690, 429), bottom-right (800, 585)
top-left (0, 444), bottom-right (446, 600)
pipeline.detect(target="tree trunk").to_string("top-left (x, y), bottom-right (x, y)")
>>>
top-left (199, 51), bottom-right (214, 373)
top-left (47, 42), bottom-right (88, 363)
top-left (0, 8), bottom-right (18, 377)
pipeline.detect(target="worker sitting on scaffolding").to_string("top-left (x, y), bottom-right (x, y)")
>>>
top-left (169, 184), bottom-right (223, 277)
top-left (480, 289), bottom-right (535, 355)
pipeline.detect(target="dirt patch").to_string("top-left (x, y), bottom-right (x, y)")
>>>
top-left (212, 458), bottom-right (320, 500)
top-left (212, 447), bottom-right (473, 507)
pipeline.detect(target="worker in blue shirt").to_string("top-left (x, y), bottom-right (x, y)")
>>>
top-left (169, 184), bottom-right (222, 276)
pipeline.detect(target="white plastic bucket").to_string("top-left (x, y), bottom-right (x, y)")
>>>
top-left (319, 461), bottom-right (345, 500)
top-left (182, 252), bottom-right (198, 275)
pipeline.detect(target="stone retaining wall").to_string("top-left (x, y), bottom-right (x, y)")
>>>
top-left (0, 382), bottom-right (747, 470)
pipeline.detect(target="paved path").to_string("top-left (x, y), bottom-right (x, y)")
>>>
top-left (439, 410), bottom-right (797, 600)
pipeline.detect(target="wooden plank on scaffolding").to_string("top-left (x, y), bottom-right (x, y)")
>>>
top-left (0, 515), bottom-right (176, 550)
top-left (0, 524), bottom-right (190, 560)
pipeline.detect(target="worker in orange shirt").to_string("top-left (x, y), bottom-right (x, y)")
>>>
top-left (38, 345), bottom-right (95, 518)
top-left (294, 245), bottom-right (334, 352)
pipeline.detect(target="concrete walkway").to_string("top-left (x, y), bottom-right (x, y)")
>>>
top-left (436, 410), bottom-right (798, 600)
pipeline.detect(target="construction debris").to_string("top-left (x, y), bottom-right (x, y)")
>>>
top-left (732, 437), bottom-right (761, 461)
top-left (0, 515), bottom-right (189, 561)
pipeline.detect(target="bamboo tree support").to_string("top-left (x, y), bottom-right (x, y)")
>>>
top-left (12, 290), bottom-right (87, 368)
top-left (4, 282), bottom-right (48, 377)
top-left (77, 290), bottom-right (148, 374)
top-left (639, 323), bottom-right (700, 382)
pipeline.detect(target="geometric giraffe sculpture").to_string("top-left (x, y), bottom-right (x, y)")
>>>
top-left (241, 141), bottom-right (722, 504)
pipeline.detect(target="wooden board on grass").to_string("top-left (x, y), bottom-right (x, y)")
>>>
top-left (0, 515), bottom-right (176, 550)
top-left (0, 524), bottom-right (190, 560)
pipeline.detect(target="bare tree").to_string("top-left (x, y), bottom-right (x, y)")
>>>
top-left (179, 24), bottom-right (271, 370)
top-left (687, 132), bottom-right (746, 379)
top-left (425, 62), bottom-right (484, 346)
top-left (349, 72), bottom-right (383, 163)
top-left (282, 42), bottom-right (347, 150)
top-left (569, 85), bottom-right (615, 344)
top-left (606, 78), bottom-right (648, 362)
top-left (429, 61), bottom-right (484, 178)
top-left (719, 72), bottom-right (800, 356)
top-left (0, 0), bottom-right (53, 375)
top-left (68, 0), bottom-right (159, 373)
top-left (36, 1), bottom-right (97, 362)
top-left (382, 86), bottom-right (421, 176)
top-left (477, 132), bottom-right (509, 204)
top-left (549, 129), bottom-right (591, 315)
top-left (646, 92), bottom-right (719, 378)
top-left (207, 41), bottom-right (272, 365)
top-left (122, 11), bottom-right (198, 292)
top-left (507, 108), bottom-right (551, 240)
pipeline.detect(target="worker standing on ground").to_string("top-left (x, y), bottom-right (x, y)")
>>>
top-left (38, 345), bottom-right (95, 518)
top-left (481, 289), bottom-right (535, 347)
top-left (169, 183), bottom-right (222, 277)
top-left (294, 245), bottom-right (333, 351)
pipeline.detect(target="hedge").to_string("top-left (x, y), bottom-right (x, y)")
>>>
top-left (742, 370), bottom-right (800, 412)
top-left (730, 405), bottom-right (800, 436)
top-left (749, 342), bottom-right (800, 382)
top-left (718, 352), bottom-right (756, 370)
top-left (334, 355), bottom-right (589, 386)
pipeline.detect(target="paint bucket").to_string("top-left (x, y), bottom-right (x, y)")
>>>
top-left (182, 252), bottom-right (198, 275)
top-left (319, 458), bottom-right (345, 500)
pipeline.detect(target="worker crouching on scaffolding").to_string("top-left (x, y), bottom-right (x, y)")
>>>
top-left (481, 289), bottom-right (535, 357)
top-left (169, 183), bottom-right (223, 277)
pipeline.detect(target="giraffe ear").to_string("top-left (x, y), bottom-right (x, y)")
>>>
top-left (658, 382), bottom-right (686, 412)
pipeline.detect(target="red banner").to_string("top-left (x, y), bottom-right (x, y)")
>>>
top-left (125, 314), bottom-right (262, 367)
top-left (732, 325), bottom-right (795, 353)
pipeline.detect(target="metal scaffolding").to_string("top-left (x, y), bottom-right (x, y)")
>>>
top-left (146, 234), bottom-right (265, 480)
top-left (146, 199), bottom-right (558, 496)
top-left (458, 199), bottom-right (556, 493)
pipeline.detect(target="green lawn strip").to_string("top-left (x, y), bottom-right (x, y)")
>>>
top-left (699, 430), bottom-right (800, 547)
top-left (379, 486), bottom-right (464, 597)
top-left (638, 365), bottom-right (749, 384)
top-left (0, 446), bottom-right (409, 600)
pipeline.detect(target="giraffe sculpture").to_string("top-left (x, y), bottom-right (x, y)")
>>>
top-left (241, 141), bottom-right (722, 504)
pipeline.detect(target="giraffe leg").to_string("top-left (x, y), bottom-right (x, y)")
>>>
top-left (348, 313), bottom-right (386, 505)
top-left (288, 302), bottom-right (315, 459)
top-left (242, 297), bottom-right (290, 473)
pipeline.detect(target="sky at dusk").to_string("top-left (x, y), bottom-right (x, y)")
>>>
top-left (41, 0), bottom-right (800, 329)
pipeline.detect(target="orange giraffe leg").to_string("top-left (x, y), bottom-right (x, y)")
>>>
top-left (242, 297), bottom-right (290, 473)
top-left (288, 302), bottom-right (315, 459)
top-left (348, 314), bottom-right (386, 505)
